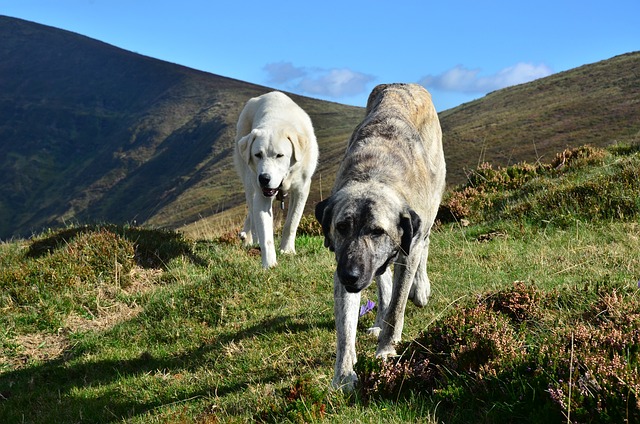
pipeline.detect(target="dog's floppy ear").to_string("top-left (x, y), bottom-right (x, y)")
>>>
top-left (237, 129), bottom-right (258, 164)
top-left (315, 197), bottom-right (335, 251)
top-left (287, 132), bottom-right (307, 162)
top-left (399, 208), bottom-right (421, 255)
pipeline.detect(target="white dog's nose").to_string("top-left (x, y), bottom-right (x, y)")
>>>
top-left (258, 173), bottom-right (271, 187)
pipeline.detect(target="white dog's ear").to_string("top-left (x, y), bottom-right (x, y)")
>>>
top-left (287, 132), bottom-right (307, 162)
top-left (399, 208), bottom-right (421, 255)
top-left (237, 130), bottom-right (258, 164)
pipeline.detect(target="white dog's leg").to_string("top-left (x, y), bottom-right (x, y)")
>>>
top-left (376, 243), bottom-right (424, 358)
top-left (239, 180), bottom-right (255, 245)
top-left (252, 192), bottom-right (277, 268)
top-left (409, 235), bottom-right (431, 307)
top-left (240, 214), bottom-right (254, 246)
top-left (279, 182), bottom-right (310, 254)
top-left (332, 272), bottom-right (361, 391)
top-left (367, 268), bottom-right (392, 338)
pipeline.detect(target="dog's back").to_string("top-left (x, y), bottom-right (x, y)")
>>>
top-left (334, 84), bottom-right (445, 219)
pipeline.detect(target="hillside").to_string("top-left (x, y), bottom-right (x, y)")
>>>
top-left (1, 15), bottom-right (639, 240)
top-left (439, 52), bottom-right (640, 184)
top-left (0, 16), bottom-right (364, 239)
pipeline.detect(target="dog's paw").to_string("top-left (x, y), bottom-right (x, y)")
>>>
top-left (239, 232), bottom-right (254, 246)
top-left (409, 284), bottom-right (430, 307)
top-left (409, 290), bottom-right (430, 307)
top-left (366, 326), bottom-right (381, 338)
top-left (331, 372), bottom-right (358, 392)
top-left (279, 239), bottom-right (296, 255)
top-left (262, 260), bottom-right (278, 269)
top-left (262, 253), bottom-right (278, 269)
top-left (375, 344), bottom-right (398, 359)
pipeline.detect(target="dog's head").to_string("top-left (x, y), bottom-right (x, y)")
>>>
top-left (315, 184), bottom-right (421, 293)
top-left (237, 125), bottom-right (308, 198)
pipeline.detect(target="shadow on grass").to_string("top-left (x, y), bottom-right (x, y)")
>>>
top-left (0, 313), bottom-right (335, 423)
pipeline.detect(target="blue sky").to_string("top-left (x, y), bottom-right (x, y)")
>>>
top-left (3, 0), bottom-right (639, 111)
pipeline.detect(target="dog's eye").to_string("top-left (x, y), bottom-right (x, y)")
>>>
top-left (335, 221), bottom-right (350, 234)
top-left (370, 228), bottom-right (386, 237)
top-left (254, 152), bottom-right (263, 159)
top-left (276, 153), bottom-right (284, 158)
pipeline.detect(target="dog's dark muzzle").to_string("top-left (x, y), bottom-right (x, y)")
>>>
top-left (337, 262), bottom-right (373, 293)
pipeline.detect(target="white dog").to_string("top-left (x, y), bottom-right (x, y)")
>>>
top-left (234, 91), bottom-right (319, 268)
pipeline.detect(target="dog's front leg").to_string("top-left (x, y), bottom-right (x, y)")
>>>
top-left (376, 243), bottom-right (424, 358)
top-left (332, 271), bottom-right (360, 391)
top-left (252, 192), bottom-right (277, 268)
top-left (280, 181), bottom-right (309, 254)
top-left (239, 178), bottom-right (255, 246)
top-left (409, 234), bottom-right (431, 307)
top-left (367, 267), bottom-right (392, 338)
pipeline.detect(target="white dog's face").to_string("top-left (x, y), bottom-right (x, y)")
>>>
top-left (239, 128), bottom-right (294, 198)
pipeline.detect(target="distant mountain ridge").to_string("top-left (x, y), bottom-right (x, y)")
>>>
top-left (1, 15), bottom-right (639, 239)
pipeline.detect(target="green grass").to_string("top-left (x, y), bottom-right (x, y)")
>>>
top-left (1, 144), bottom-right (640, 423)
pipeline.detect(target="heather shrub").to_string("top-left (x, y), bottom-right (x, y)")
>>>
top-left (1, 228), bottom-right (134, 303)
top-left (0, 225), bottom-right (196, 332)
top-left (550, 145), bottom-right (608, 169)
top-left (296, 214), bottom-right (323, 237)
top-left (357, 281), bottom-right (640, 423)
top-left (438, 144), bottom-right (640, 227)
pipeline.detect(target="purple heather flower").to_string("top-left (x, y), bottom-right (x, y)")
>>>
top-left (359, 299), bottom-right (375, 317)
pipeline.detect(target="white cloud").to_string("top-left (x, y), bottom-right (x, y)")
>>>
top-left (420, 62), bottom-right (553, 94)
top-left (297, 68), bottom-right (375, 97)
top-left (263, 62), bottom-right (306, 84)
top-left (263, 62), bottom-right (375, 99)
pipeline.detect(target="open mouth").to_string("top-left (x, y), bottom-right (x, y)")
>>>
top-left (262, 188), bottom-right (279, 198)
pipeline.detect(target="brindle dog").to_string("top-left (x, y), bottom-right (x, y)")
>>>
top-left (315, 83), bottom-right (446, 390)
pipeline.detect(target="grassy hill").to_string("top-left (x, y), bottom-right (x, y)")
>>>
top-left (439, 52), bottom-right (640, 184)
top-left (1, 142), bottom-right (639, 423)
top-left (2, 16), bottom-right (639, 243)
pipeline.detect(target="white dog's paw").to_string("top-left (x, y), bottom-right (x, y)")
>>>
top-left (262, 259), bottom-right (278, 269)
top-left (279, 239), bottom-right (296, 255)
top-left (375, 344), bottom-right (398, 359)
top-left (239, 232), bottom-right (254, 246)
top-left (331, 372), bottom-right (358, 392)
top-left (279, 247), bottom-right (296, 255)
top-left (262, 251), bottom-right (278, 268)
top-left (366, 326), bottom-right (381, 338)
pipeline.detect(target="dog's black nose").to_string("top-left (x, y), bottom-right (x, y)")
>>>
top-left (258, 173), bottom-right (271, 187)
top-left (340, 268), bottom-right (360, 286)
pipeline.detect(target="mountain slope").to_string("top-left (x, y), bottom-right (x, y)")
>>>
top-left (439, 52), bottom-right (640, 184)
top-left (0, 16), bottom-right (363, 239)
